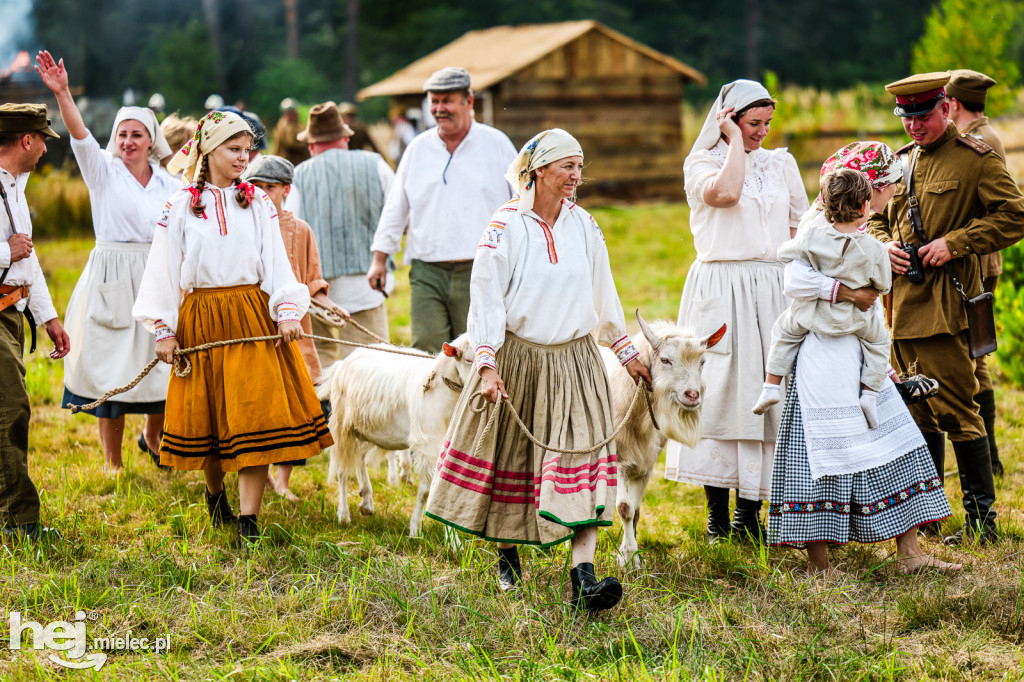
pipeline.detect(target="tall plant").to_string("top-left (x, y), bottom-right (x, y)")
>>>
top-left (911, 0), bottom-right (1023, 116)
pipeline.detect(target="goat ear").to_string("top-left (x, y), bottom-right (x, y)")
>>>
top-left (442, 342), bottom-right (461, 358)
top-left (703, 323), bottom-right (727, 349)
top-left (635, 308), bottom-right (662, 348)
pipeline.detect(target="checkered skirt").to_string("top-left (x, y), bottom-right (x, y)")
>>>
top-left (767, 370), bottom-right (951, 547)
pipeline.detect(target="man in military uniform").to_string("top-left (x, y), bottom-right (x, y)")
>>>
top-left (868, 73), bottom-right (1024, 545)
top-left (0, 103), bottom-right (70, 540)
top-left (947, 68), bottom-right (1007, 477)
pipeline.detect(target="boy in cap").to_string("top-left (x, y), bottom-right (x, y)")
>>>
top-left (947, 68), bottom-right (1007, 477)
top-left (0, 103), bottom-right (70, 539)
top-left (867, 72), bottom-right (1024, 545)
top-left (368, 67), bottom-right (517, 353)
top-left (242, 153), bottom-right (346, 500)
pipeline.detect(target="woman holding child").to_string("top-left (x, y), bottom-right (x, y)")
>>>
top-left (766, 142), bottom-right (958, 573)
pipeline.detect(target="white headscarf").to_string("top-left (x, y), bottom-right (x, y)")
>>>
top-left (105, 106), bottom-right (173, 163)
top-left (687, 79), bottom-right (773, 161)
top-left (505, 128), bottom-right (583, 214)
top-left (166, 110), bottom-right (253, 184)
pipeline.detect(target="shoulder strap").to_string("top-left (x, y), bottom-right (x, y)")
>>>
top-left (0, 182), bottom-right (18, 288)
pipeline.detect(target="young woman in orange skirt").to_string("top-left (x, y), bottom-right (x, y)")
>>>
top-left (133, 111), bottom-right (332, 544)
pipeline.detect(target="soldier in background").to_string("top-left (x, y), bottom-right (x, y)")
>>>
top-left (271, 98), bottom-right (309, 167)
top-left (339, 102), bottom-right (380, 154)
top-left (868, 72), bottom-right (1024, 545)
top-left (947, 69), bottom-right (1006, 477)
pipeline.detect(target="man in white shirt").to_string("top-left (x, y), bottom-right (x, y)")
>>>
top-left (288, 101), bottom-right (395, 364)
top-left (0, 103), bottom-right (70, 541)
top-left (367, 67), bottom-right (517, 352)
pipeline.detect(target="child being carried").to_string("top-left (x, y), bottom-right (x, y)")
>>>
top-left (752, 167), bottom-right (892, 428)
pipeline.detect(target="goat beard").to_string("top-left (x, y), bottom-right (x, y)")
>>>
top-left (652, 380), bottom-right (704, 447)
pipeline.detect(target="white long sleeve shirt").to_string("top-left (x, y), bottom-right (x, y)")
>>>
top-left (70, 133), bottom-right (180, 242)
top-left (371, 121), bottom-right (517, 262)
top-left (132, 184), bottom-right (309, 336)
top-left (469, 197), bottom-right (638, 370)
top-left (0, 167), bottom-right (58, 324)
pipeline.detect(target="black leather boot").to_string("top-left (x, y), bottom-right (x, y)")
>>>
top-left (704, 485), bottom-right (731, 544)
top-left (944, 436), bottom-right (997, 546)
top-left (496, 546), bottom-right (522, 592)
top-left (918, 432), bottom-right (947, 538)
top-left (569, 562), bottom-right (622, 613)
top-left (237, 514), bottom-right (260, 545)
top-left (976, 389), bottom-right (1004, 477)
top-left (205, 488), bottom-right (237, 527)
top-left (921, 432), bottom-right (947, 484)
top-left (731, 496), bottom-right (766, 543)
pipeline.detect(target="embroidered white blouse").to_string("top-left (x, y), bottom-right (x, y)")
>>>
top-left (0, 167), bottom-right (58, 323)
top-left (469, 197), bottom-right (638, 371)
top-left (683, 140), bottom-right (809, 262)
top-left (132, 184), bottom-right (309, 338)
top-left (70, 133), bottom-right (180, 243)
top-left (371, 121), bottom-right (517, 262)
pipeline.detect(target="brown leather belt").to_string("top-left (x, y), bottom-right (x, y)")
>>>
top-left (0, 284), bottom-right (28, 313)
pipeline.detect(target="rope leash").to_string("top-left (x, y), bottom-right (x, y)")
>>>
top-left (469, 380), bottom-right (656, 457)
top-left (67, 332), bottom-right (432, 414)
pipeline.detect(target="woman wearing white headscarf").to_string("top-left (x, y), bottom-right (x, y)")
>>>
top-left (425, 129), bottom-right (650, 613)
top-left (663, 79), bottom-right (809, 542)
top-left (36, 50), bottom-right (179, 475)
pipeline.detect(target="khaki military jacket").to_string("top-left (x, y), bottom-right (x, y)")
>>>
top-left (867, 123), bottom-right (1024, 339)
top-left (961, 117), bottom-right (1007, 278)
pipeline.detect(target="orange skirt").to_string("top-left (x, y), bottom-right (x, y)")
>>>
top-left (159, 284), bottom-right (333, 472)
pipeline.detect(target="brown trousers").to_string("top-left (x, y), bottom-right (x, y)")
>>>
top-left (0, 307), bottom-right (40, 526)
top-left (892, 331), bottom-right (984, 442)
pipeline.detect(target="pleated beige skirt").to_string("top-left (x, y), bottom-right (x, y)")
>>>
top-left (425, 332), bottom-right (616, 547)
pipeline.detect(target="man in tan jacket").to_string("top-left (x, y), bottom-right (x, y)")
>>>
top-left (947, 68), bottom-right (1007, 477)
top-left (868, 72), bottom-right (1024, 545)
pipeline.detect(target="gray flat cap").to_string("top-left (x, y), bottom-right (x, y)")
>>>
top-left (422, 67), bottom-right (471, 93)
top-left (242, 154), bottom-right (294, 185)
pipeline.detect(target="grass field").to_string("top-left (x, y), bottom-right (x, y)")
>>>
top-left (4, 204), bottom-right (1024, 680)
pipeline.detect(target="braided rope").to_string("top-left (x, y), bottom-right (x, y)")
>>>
top-left (308, 299), bottom-right (390, 344)
top-left (469, 380), bottom-right (653, 457)
top-left (67, 332), bottom-right (432, 414)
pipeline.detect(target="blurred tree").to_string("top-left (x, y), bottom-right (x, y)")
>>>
top-left (912, 0), bottom-right (1023, 115)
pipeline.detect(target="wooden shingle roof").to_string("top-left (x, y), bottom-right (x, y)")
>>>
top-left (357, 20), bottom-right (705, 100)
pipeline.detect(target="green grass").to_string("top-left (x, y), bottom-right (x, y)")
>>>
top-left (6, 205), bottom-right (1024, 679)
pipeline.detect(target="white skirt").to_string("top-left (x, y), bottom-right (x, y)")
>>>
top-left (63, 241), bottom-right (170, 404)
top-left (664, 259), bottom-right (787, 498)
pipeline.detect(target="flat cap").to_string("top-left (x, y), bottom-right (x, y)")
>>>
top-left (947, 69), bottom-right (996, 105)
top-left (0, 103), bottom-right (60, 138)
top-left (422, 66), bottom-right (471, 93)
top-left (242, 154), bottom-right (294, 185)
top-left (885, 72), bottom-right (951, 117)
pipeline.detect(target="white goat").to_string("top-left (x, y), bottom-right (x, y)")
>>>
top-left (316, 334), bottom-right (475, 536)
top-left (602, 311), bottom-right (726, 569)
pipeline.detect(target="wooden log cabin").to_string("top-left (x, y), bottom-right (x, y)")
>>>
top-left (358, 20), bottom-right (705, 202)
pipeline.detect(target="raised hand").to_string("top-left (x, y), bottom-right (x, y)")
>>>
top-left (34, 50), bottom-right (69, 95)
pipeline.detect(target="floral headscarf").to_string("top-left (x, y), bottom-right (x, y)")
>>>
top-left (504, 128), bottom-right (583, 214)
top-left (166, 110), bottom-right (254, 184)
top-left (814, 141), bottom-right (902, 208)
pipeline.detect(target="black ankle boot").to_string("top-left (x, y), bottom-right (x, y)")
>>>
top-left (943, 436), bottom-right (997, 546)
top-left (237, 514), bottom-right (259, 545)
top-left (569, 562), bottom-right (622, 613)
top-left (137, 434), bottom-right (169, 471)
top-left (976, 389), bottom-right (1004, 477)
top-left (704, 486), bottom-right (731, 544)
top-left (731, 496), bottom-right (766, 543)
top-left (496, 547), bottom-right (522, 592)
top-left (205, 488), bottom-right (238, 527)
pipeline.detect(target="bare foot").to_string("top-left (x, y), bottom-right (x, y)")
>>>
top-left (281, 489), bottom-right (299, 502)
top-left (898, 554), bottom-right (963, 574)
top-left (104, 464), bottom-right (125, 478)
top-left (807, 564), bottom-right (843, 579)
